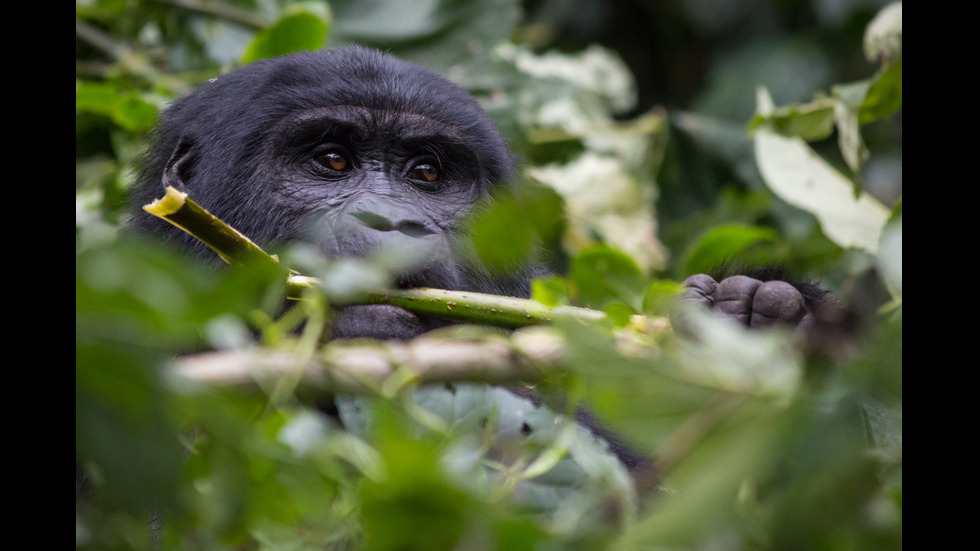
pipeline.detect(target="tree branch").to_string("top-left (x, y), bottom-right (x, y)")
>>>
top-left (172, 326), bottom-right (569, 394)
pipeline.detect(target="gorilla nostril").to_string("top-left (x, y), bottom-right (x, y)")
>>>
top-left (351, 211), bottom-right (392, 231)
top-left (396, 221), bottom-right (435, 238)
top-left (350, 211), bottom-right (435, 237)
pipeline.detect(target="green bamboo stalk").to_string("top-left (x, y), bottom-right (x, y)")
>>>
top-left (143, 186), bottom-right (280, 269)
top-left (143, 186), bottom-right (636, 330)
top-left (287, 275), bottom-right (608, 328)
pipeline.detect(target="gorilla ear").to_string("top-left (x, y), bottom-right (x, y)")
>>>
top-left (162, 136), bottom-right (196, 191)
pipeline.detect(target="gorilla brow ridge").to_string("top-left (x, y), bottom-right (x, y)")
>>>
top-left (279, 107), bottom-right (478, 166)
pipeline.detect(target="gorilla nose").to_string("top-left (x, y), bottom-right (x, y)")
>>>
top-left (350, 210), bottom-right (436, 238)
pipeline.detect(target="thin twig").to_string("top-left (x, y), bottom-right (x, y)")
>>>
top-left (150, 0), bottom-right (270, 29)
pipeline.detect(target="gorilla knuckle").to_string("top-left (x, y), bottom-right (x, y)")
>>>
top-left (752, 280), bottom-right (807, 324)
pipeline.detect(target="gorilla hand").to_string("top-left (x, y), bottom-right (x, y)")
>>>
top-left (679, 274), bottom-right (815, 330)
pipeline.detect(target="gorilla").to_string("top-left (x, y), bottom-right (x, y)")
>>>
top-left (129, 46), bottom-right (824, 472)
top-left (130, 46), bottom-right (541, 340)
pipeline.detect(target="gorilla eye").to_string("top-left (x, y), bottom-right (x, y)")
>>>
top-left (409, 162), bottom-right (440, 183)
top-left (315, 152), bottom-right (351, 172)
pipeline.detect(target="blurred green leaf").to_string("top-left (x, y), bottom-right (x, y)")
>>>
top-left (76, 340), bottom-right (181, 513)
top-left (76, 238), bottom-right (287, 347)
top-left (75, 82), bottom-right (117, 116)
top-left (861, 59), bottom-right (903, 122)
top-left (241, 2), bottom-right (332, 63)
top-left (112, 93), bottom-right (158, 132)
top-left (603, 301), bottom-right (635, 327)
top-left (616, 400), bottom-right (783, 549)
top-left (746, 97), bottom-right (836, 141)
top-left (569, 245), bottom-right (645, 310)
top-left (467, 198), bottom-right (540, 274)
top-left (466, 183), bottom-right (564, 274)
top-left (642, 279), bottom-right (685, 317)
top-left (359, 433), bottom-right (470, 551)
top-left (679, 224), bottom-right (778, 276)
top-left (531, 275), bottom-right (571, 307)
top-left (76, 82), bottom-right (159, 133)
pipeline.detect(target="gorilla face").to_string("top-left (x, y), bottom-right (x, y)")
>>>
top-left (130, 47), bottom-right (526, 339)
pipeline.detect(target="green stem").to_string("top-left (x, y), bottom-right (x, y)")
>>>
top-left (288, 275), bottom-right (606, 328)
top-left (144, 186), bottom-right (635, 330)
top-left (143, 186), bottom-right (280, 270)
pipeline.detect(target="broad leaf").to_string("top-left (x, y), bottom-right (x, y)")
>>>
top-left (753, 129), bottom-right (890, 254)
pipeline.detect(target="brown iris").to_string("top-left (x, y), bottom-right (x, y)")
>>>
top-left (317, 152), bottom-right (349, 171)
top-left (411, 163), bottom-right (440, 182)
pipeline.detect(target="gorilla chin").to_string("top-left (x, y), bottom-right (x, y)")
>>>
top-left (330, 304), bottom-right (438, 340)
top-left (328, 257), bottom-right (463, 340)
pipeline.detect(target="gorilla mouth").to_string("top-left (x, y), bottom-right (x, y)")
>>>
top-left (391, 260), bottom-right (462, 291)
top-left (328, 262), bottom-right (460, 340)
top-left (331, 304), bottom-right (439, 340)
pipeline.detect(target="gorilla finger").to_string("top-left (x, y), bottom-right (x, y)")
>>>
top-left (749, 280), bottom-right (808, 328)
top-left (680, 274), bottom-right (718, 308)
top-left (714, 275), bottom-right (763, 326)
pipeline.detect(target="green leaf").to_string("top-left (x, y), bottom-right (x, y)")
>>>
top-left (569, 245), bottom-right (645, 309)
top-left (746, 97), bottom-right (836, 141)
top-left (467, 198), bottom-right (537, 273)
top-left (861, 60), bottom-right (902, 123)
top-left (531, 275), bottom-right (570, 307)
top-left (75, 82), bottom-right (117, 116)
top-left (242, 2), bottom-right (332, 63)
top-left (603, 301), bottom-right (635, 327)
top-left (76, 82), bottom-right (158, 132)
top-left (753, 128), bottom-right (890, 254)
top-left (749, 63), bottom-right (901, 178)
top-left (679, 224), bottom-right (777, 277)
top-left (642, 280), bottom-right (685, 318)
top-left (466, 184), bottom-right (563, 274)
top-left (76, 341), bottom-right (182, 512)
top-left (111, 93), bottom-right (158, 132)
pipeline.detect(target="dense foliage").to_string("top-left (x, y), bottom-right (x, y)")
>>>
top-left (76, 1), bottom-right (901, 549)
